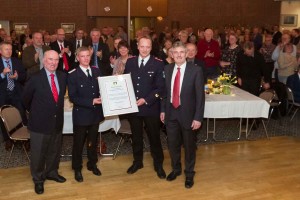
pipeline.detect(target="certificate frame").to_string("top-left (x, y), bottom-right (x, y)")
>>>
top-left (280, 14), bottom-right (298, 27)
top-left (98, 74), bottom-right (139, 117)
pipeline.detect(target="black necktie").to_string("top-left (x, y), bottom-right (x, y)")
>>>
top-left (140, 59), bottom-right (145, 68)
top-left (77, 40), bottom-right (80, 49)
top-left (86, 69), bottom-right (92, 80)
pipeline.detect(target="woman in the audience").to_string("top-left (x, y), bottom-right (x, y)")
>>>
top-left (277, 43), bottom-right (298, 84)
top-left (158, 39), bottom-right (173, 63)
top-left (220, 33), bottom-right (242, 76)
top-left (164, 47), bottom-right (174, 65)
top-left (110, 40), bottom-right (131, 75)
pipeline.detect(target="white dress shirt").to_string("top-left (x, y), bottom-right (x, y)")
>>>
top-left (170, 61), bottom-right (187, 104)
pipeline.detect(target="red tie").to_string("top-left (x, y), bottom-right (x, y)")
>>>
top-left (60, 44), bottom-right (69, 71)
top-left (172, 67), bottom-right (180, 108)
top-left (50, 74), bottom-right (59, 103)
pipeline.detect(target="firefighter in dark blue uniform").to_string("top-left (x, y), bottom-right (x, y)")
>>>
top-left (68, 46), bottom-right (104, 182)
top-left (124, 36), bottom-right (166, 179)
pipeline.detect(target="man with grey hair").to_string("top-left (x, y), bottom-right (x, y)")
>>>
top-left (23, 50), bottom-right (67, 194)
top-left (196, 28), bottom-right (221, 79)
top-left (22, 32), bottom-right (51, 79)
top-left (161, 41), bottom-right (205, 189)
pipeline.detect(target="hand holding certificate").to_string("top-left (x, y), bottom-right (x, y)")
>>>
top-left (98, 74), bottom-right (139, 117)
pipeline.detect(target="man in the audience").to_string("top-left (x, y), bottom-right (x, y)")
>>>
top-left (50, 28), bottom-right (74, 72)
top-left (89, 28), bottom-right (111, 75)
top-left (259, 33), bottom-right (276, 81)
top-left (68, 46), bottom-right (104, 183)
top-left (252, 27), bottom-right (263, 51)
top-left (20, 27), bottom-right (32, 48)
top-left (22, 32), bottom-right (51, 79)
top-left (291, 28), bottom-right (300, 46)
top-left (69, 28), bottom-right (90, 68)
top-left (196, 28), bottom-right (221, 79)
top-left (286, 66), bottom-right (300, 103)
top-left (186, 43), bottom-right (206, 83)
top-left (0, 28), bottom-right (7, 43)
top-left (237, 41), bottom-right (270, 96)
top-left (23, 50), bottom-right (67, 195)
top-left (272, 25), bottom-right (282, 46)
top-left (160, 41), bottom-right (205, 189)
top-left (0, 41), bottom-right (27, 149)
top-left (124, 36), bottom-right (166, 179)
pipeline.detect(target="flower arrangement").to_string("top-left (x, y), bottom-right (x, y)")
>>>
top-left (217, 73), bottom-right (237, 86)
top-left (206, 74), bottom-right (237, 95)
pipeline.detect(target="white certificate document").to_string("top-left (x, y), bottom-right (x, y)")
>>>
top-left (98, 74), bottom-right (139, 117)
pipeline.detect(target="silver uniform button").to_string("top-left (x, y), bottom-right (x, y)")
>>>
top-left (137, 90), bottom-right (139, 92)
top-left (138, 77), bottom-right (140, 79)
top-left (54, 115), bottom-right (56, 118)
top-left (137, 83), bottom-right (139, 86)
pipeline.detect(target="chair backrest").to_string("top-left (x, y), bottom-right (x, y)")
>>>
top-left (259, 90), bottom-right (275, 104)
top-left (0, 105), bottom-right (23, 135)
top-left (286, 87), bottom-right (295, 103)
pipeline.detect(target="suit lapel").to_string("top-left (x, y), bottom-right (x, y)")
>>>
top-left (41, 68), bottom-right (55, 103)
top-left (167, 63), bottom-right (175, 93)
top-left (181, 63), bottom-right (192, 95)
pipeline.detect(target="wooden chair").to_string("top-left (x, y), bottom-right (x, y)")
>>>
top-left (0, 105), bottom-right (30, 167)
top-left (286, 87), bottom-right (300, 121)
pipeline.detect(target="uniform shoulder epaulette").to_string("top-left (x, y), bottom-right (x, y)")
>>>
top-left (68, 69), bottom-right (76, 74)
top-left (154, 57), bottom-right (162, 61)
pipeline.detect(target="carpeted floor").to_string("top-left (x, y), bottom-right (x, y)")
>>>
top-left (0, 111), bottom-right (299, 168)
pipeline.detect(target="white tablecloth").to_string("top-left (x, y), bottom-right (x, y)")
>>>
top-left (204, 86), bottom-right (270, 119)
top-left (63, 111), bottom-right (121, 134)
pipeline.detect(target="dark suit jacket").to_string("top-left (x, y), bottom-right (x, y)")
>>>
top-left (272, 31), bottom-right (282, 46)
top-left (22, 45), bottom-right (51, 79)
top-left (188, 58), bottom-right (207, 83)
top-left (161, 62), bottom-right (205, 129)
top-left (286, 73), bottom-right (300, 103)
top-left (124, 56), bottom-right (165, 117)
top-left (69, 38), bottom-right (90, 51)
top-left (50, 40), bottom-right (74, 72)
top-left (67, 67), bottom-right (104, 126)
top-left (23, 68), bottom-right (67, 134)
top-left (0, 57), bottom-right (26, 105)
top-left (89, 41), bottom-right (111, 76)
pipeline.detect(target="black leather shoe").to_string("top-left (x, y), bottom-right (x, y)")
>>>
top-left (34, 183), bottom-right (44, 194)
top-left (87, 166), bottom-right (102, 176)
top-left (185, 177), bottom-right (194, 189)
top-left (155, 167), bottom-right (166, 179)
top-left (46, 174), bottom-right (66, 183)
top-left (74, 170), bottom-right (83, 182)
top-left (166, 171), bottom-right (181, 181)
top-left (127, 163), bottom-right (143, 174)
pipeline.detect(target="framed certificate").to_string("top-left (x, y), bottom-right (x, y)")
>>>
top-left (98, 74), bottom-right (139, 117)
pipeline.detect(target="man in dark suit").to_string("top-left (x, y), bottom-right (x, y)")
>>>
top-left (69, 28), bottom-right (90, 68)
top-left (160, 41), bottom-right (205, 189)
top-left (89, 28), bottom-right (111, 76)
top-left (68, 46), bottom-right (104, 182)
top-left (287, 67), bottom-right (300, 103)
top-left (272, 25), bottom-right (282, 46)
top-left (23, 50), bottom-right (67, 195)
top-left (0, 42), bottom-right (27, 146)
top-left (50, 28), bottom-right (74, 73)
top-left (124, 36), bottom-right (166, 179)
top-left (22, 32), bottom-right (51, 79)
top-left (186, 43), bottom-right (207, 83)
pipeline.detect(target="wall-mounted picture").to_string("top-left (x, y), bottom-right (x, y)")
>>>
top-left (280, 14), bottom-right (298, 27)
top-left (61, 23), bottom-right (75, 34)
top-left (13, 23), bottom-right (28, 35)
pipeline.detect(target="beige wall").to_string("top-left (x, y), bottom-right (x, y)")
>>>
top-left (280, 1), bottom-right (300, 31)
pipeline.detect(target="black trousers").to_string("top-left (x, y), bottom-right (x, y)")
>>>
top-left (241, 79), bottom-right (261, 96)
top-left (127, 115), bottom-right (164, 169)
top-left (167, 106), bottom-right (197, 178)
top-left (30, 130), bottom-right (62, 184)
top-left (72, 123), bottom-right (99, 170)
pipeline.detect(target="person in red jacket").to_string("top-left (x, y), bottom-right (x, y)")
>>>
top-left (196, 28), bottom-right (221, 79)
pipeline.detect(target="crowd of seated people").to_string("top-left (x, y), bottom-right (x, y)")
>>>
top-left (1, 24), bottom-right (300, 150)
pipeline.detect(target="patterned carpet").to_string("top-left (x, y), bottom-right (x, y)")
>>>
top-left (0, 111), bottom-right (299, 168)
